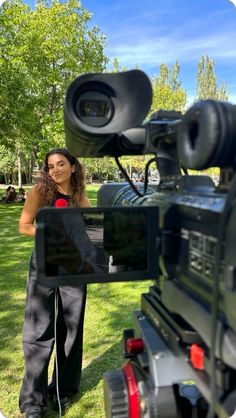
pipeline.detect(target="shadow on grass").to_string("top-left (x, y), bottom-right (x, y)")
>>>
top-left (0, 292), bottom-right (25, 348)
top-left (0, 354), bottom-right (11, 371)
top-left (80, 341), bottom-right (123, 397)
top-left (0, 204), bottom-right (31, 387)
top-left (42, 342), bottom-right (123, 418)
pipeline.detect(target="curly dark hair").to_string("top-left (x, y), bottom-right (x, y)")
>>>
top-left (36, 148), bottom-right (86, 207)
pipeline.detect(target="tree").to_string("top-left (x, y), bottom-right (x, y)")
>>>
top-left (0, 146), bottom-right (18, 184)
top-left (196, 55), bottom-right (228, 100)
top-left (0, 0), bottom-right (108, 183)
top-left (150, 61), bottom-right (187, 114)
top-left (82, 157), bottom-right (118, 182)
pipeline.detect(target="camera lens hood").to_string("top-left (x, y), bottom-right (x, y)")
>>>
top-left (64, 70), bottom-right (152, 157)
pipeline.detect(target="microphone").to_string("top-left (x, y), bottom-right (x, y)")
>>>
top-left (55, 198), bottom-right (68, 208)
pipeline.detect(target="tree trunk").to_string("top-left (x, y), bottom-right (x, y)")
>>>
top-left (18, 149), bottom-right (22, 188)
top-left (4, 173), bottom-right (10, 185)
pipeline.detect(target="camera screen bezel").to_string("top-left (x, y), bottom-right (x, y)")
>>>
top-left (36, 206), bottom-right (159, 287)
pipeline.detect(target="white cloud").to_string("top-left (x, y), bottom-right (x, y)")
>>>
top-left (101, 0), bottom-right (236, 78)
top-left (228, 0), bottom-right (236, 7)
top-left (0, 0), bottom-right (6, 5)
top-left (104, 6), bottom-right (236, 72)
top-left (106, 29), bottom-right (236, 70)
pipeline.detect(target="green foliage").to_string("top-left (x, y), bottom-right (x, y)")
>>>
top-left (0, 0), bottom-right (231, 186)
top-left (119, 155), bottom-right (152, 177)
top-left (0, 1), bottom-right (31, 148)
top-left (81, 155), bottom-right (154, 182)
top-left (196, 55), bottom-right (229, 100)
top-left (82, 157), bottom-right (119, 182)
top-left (150, 61), bottom-right (187, 114)
top-left (0, 0), bottom-right (108, 176)
top-left (0, 145), bottom-right (18, 183)
top-left (108, 57), bottom-right (128, 73)
top-left (109, 57), bottom-right (122, 72)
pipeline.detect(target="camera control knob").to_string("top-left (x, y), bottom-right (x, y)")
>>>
top-left (103, 369), bottom-right (129, 418)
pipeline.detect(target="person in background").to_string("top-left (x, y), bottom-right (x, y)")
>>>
top-left (1, 186), bottom-right (17, 203)
top-left (17, 187), bottom-right (27, 202)
top-left (0, 185), bottom-right (11, 202)
top-left (18, 148), bottom-right (91, 418)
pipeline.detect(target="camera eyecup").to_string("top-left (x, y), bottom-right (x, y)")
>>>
top-left (178, 100), bottom-right (236, 169)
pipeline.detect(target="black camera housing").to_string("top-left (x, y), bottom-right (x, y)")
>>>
top-left (37, 69), bottom-right (236, 418)
top-left (65, 70), bottom-right (236, 418)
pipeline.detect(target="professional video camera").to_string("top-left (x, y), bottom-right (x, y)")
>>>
top-left (36, 70), bottom-right (236, 418)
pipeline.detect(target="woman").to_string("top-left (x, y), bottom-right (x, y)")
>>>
top-left (18, 148), bottom-right (91, 418)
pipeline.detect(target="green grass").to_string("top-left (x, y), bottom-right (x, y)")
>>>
top-left (0, 185), bottom-right (152, 418)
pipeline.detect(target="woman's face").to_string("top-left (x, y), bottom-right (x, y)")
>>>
top-left (47, 153), bottom-right (75, 186)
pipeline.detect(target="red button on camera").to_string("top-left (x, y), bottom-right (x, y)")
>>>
top-left (190, 344), bottom-right (204, 370)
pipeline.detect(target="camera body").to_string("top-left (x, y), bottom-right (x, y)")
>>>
top-left (64, 69), bottom-right (236, 418)
top-left (99, 175), bottom-right (235, 418)
top-left (37, 69), bottom-right (236, 417)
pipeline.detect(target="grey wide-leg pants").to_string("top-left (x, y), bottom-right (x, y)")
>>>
top-left (19, 251), bottom-right (87, 412)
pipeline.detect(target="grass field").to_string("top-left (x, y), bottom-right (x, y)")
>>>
top-left (0, 184), bottom-right (153, 418)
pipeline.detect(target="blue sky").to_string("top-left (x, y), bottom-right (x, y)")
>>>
top-left (81, 0), bottom-right (236, 104)
top-left (16, 0), bottom-right (236, 103)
